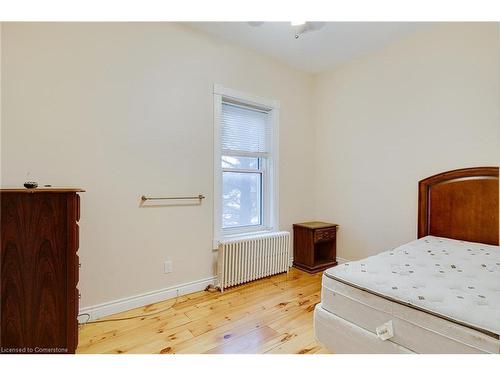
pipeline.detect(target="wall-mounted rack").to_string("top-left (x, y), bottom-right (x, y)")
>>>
top-left (141, 194), bottom-right (206, 202)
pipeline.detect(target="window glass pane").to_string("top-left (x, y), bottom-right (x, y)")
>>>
top-left (222, 172), bottom-right (262, 228)
top-left (222, 156), bottom-right (259, 169)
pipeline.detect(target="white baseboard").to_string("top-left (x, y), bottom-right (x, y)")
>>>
top-left (79, 276), bottom-right (216, 322)
top-left (336, 257), bottom-right (350, 264)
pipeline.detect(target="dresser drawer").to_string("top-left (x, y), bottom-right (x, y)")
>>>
top-left (314, 227), bottom-right (336, 243)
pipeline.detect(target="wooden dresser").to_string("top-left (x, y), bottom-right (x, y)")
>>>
top-left (1, 188), bottom-right (84, 354)
top-left (293, 221), bottom-right (338, 273)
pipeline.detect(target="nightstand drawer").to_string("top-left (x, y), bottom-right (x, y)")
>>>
top-left (314, 227), bottom-right (336, 243)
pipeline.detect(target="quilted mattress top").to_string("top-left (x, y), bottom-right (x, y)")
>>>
top-left (325, 236), bottom-right (500, 337)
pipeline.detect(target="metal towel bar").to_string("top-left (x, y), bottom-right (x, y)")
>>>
top-left (141, 194), bottom-right (205, 202)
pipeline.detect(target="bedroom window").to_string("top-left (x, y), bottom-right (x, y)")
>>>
top-left (213, 85), bottom-right (279, 243)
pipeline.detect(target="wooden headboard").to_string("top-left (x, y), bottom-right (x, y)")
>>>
top-left (418, 167), bottom-right (499, 245)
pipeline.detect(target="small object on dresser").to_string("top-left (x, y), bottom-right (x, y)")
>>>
top-left (293, 221), bottom-right (338, 273)
top-left (23, 181), bottom-right (38, 189)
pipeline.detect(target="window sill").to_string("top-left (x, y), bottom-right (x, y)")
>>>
top-left (212, 228), bottom-right (276, 249)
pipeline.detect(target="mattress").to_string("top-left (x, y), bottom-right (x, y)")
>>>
top-left (319, 236), bottom-right (500, 353)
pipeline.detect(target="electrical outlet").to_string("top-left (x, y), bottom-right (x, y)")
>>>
top-left (164, 260), bottom-right (173, 274)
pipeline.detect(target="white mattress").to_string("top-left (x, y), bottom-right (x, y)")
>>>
top-left (320, 236), bottom-right (500, 353)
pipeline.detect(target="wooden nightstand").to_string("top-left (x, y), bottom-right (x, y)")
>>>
top-left (293, 221), bottom-right (338, 273)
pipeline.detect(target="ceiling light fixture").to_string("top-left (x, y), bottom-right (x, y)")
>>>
top-left (292, 21), bottom-right (309, 39)
top-left (291, 21), bottom-right (325, 39)
top-left (246, 21), bottom-right (324, 40)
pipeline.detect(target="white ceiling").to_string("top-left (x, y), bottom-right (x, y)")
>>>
top-left (187, 22), bottom-right (432, 74)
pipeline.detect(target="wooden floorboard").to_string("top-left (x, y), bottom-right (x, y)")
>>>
top-left (77, 268), bottom-right (328, 354)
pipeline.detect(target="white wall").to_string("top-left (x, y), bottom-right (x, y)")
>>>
top-left (1, 23), bottom-right (316, 308)
top-left (313, 23), bottom-right (500, 261)
top-left (2, 22), bottom-right (499, 310)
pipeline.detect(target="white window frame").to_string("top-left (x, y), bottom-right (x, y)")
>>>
top-left (213, 84), bottom-right (280, 246)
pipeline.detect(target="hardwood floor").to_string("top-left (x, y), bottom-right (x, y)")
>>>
top-left (77, 268), bottom-right (329, 354)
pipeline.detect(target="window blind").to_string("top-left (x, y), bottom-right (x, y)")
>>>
top-left (221, 102), bottom-right (271, 155)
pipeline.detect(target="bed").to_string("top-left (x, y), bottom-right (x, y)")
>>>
top-left (314, 167), bottom-right (499, 353)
